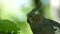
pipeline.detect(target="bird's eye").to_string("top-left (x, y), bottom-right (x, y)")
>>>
top-left (34, 15), bottom-right (41, 21)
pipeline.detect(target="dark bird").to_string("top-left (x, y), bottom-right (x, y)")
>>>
top-left (27, 8), bottom-right (60, 34)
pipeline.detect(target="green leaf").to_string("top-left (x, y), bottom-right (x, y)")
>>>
top-left (0, 20), bottom-right (20, 33)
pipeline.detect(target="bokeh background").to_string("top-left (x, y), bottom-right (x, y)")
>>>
top-left (0, 0), bottom-right (60, 34)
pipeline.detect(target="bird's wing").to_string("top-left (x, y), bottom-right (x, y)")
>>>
top-left (48, 19), bottom-right (60, 29)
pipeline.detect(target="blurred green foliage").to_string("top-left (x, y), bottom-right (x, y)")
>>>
top-left (0, 20), bottom-right (20, 34)
top-left (0, 0), bottom-right (50, 34)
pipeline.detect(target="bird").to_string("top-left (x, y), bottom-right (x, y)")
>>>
top-left (27, 8), bottom-right (60, 34)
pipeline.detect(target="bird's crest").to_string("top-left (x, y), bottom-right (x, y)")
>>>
top-left (34, 11), bottom-right (39, 15)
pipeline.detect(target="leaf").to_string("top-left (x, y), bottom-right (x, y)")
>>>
top-left (0, 20), bottom-right (20, 33)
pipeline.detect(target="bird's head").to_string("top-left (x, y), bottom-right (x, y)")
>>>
top-left (27, 8), bottom-right (44, 28)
